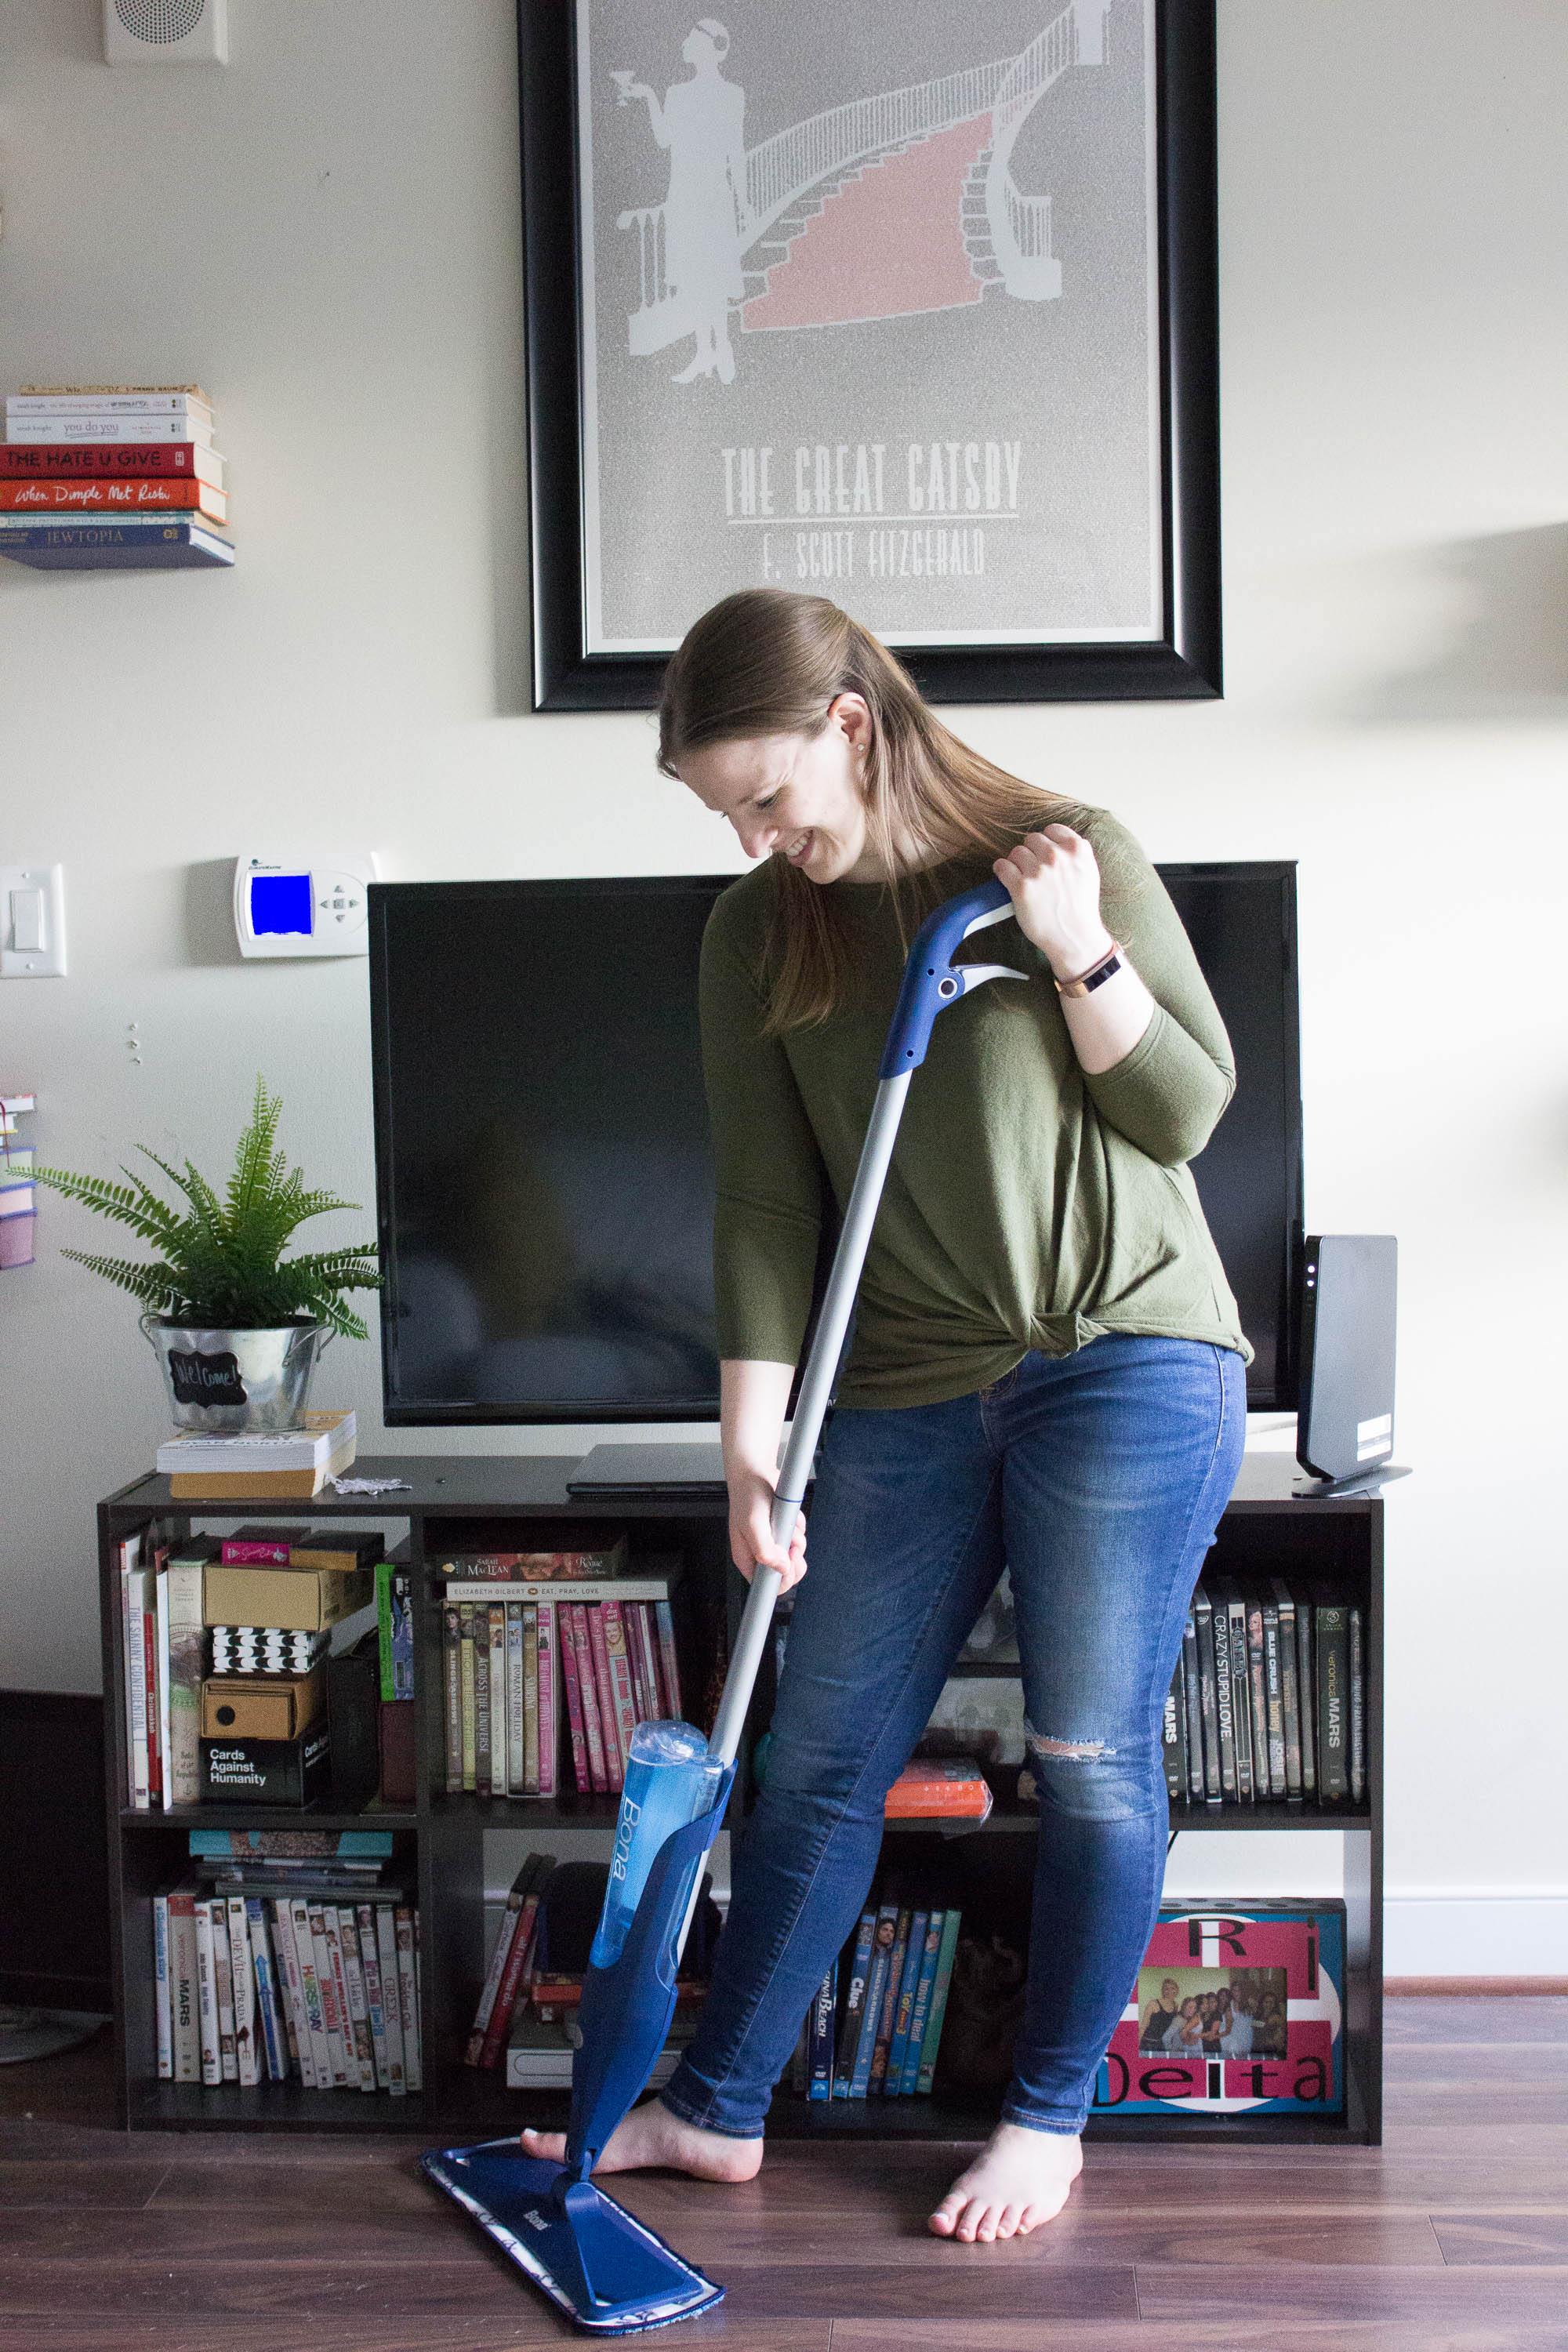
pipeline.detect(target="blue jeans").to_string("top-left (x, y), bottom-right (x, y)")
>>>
top-left (660, 1334), bottom-right (1247, 2138)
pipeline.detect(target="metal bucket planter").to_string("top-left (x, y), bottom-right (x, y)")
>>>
top-left (141, 1316), bottom-right (330, 1432)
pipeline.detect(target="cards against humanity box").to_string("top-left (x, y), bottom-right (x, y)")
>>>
top-left (1094, 1902), bottom-right (1346, 2119)
top-left (199, 1724), bottom-right (332, 1808)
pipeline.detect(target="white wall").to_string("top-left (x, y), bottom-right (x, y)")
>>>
top-left (1, 1), bottom-right (1563, 1971)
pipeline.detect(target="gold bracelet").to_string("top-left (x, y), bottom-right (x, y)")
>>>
top-left (1053, 940), bottom-right (1123, 999)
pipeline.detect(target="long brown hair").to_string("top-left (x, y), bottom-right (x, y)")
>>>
top-left (659, 589), bottom-right (1087, 1031)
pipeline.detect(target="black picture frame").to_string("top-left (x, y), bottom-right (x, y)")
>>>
top-left (519, 1), bottom-right (1220, 711)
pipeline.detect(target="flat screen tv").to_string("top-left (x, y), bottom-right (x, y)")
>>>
top-left (368, 866), bottom-right (1301, 1422)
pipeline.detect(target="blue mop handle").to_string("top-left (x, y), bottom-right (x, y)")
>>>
top-left (706, 877), bottom-right (1023, 1771)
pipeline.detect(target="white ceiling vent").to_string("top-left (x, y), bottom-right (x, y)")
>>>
top-left (103, 0), bottom-right (228, 64)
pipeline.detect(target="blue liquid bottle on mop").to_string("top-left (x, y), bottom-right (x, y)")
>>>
top-left (590, 1722), bottom-right (724, 1972)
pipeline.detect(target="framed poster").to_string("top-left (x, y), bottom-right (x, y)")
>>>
top-left (520, 0), bottom-right (1219, 710)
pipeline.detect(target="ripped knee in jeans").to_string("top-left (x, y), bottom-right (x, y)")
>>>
top-left (1023, 1723), bottom-right (1148, 1821)
top-left (1027, 1729), bottom-right (1116, 1762)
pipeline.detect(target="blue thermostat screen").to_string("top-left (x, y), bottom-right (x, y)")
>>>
top-left (249, 873), bottom-right (314, 936)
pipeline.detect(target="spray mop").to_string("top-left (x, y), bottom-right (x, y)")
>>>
top-left (422, 876), bottom-right (1025, 2334)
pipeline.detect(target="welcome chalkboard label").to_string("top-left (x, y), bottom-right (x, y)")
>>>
top-left (168, 1348), bottom-right (247, 1406)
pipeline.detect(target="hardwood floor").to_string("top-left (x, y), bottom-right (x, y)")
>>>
top-left (1, 1998), bottom-right (1563, 2351)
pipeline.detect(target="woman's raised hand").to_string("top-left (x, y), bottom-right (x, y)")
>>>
top-left (994, 825), bottom-right (1114, 983)
top-left (728, 1466), bottom-right (808, 1593)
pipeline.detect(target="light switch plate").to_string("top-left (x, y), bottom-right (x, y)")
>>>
top-left (2, 864), bottom-right (67, 978)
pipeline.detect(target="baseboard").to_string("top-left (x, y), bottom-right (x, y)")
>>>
top-left (1384, 1890), bottom-right (1568, 1977)
top-left (1387, 1975), bottom-right (1568, 1996)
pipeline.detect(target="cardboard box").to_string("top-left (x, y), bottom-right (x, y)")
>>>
top-left (202, 1560), bottom-right (372, 1632)
top-left (201, 1664), bottom-right (325, 1741)
top-left (199, 1725), bottom-right (332, 1807)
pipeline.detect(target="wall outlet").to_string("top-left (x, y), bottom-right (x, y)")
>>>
top-left (2, 865), bottom-right (67, 978)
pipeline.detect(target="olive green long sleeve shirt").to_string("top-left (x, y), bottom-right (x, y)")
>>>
top-left (699, 810), bottom-right (1250, 1409)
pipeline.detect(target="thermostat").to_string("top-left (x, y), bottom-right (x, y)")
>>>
top-left (233, 855), bottom-right (379, 959)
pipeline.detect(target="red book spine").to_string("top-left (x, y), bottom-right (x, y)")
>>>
top-left (0, 441), bottom-right (205, 477)
top-left (572, 1604), bottom-right (610, 1795)
top-left (654, 1599), bottom-right (684, 1720)
top-left (0, 478), bottom-right (220, 513)
top-left (557, 1603), bottom-right (591, 1793)
top-left (221, 1539), bottom-right (293, 1564)
top-left (601, 1603), bottom-right (639, 1766)
top-left (477, 1891), bottom-right (545, 2070)
top-left (536, 1602), bottom-right (557, 1798)
top-left (586, 1606), bottom-right (623, 1790)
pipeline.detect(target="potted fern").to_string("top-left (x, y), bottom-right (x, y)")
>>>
top-left (34, 1078), bottom-right (380, 1432)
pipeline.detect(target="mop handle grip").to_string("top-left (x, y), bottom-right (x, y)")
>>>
top-left (706, 877), bottom-right (1023, 1770)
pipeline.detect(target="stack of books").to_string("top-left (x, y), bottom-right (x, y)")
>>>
top-left (0, 385), bottom-right (234, 568)
top-left (439, 1552), bottom-right (686, 1800)
top-left (1163, 1577), bottom-right (1367, 1808)
top-left (0, 1093), bottom-right (35, 1269)
top-left (114, 1515), bottom-right (389, 1812)
top-left (155, 1409), bottom-right (357, 1498)
top-left (792, 1902), bottom-right (964, 2100)
top-left (153, 1831), bottom-right (421, 2092)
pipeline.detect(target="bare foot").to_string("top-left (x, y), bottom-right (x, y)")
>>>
top-left (520, 2099), bottom-right (762, 2185)
top-left (928, 2122), bottom-right (1082, 2242)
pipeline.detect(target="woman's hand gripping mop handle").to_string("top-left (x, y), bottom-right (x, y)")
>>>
top-left (562, 881), bottom-right (1024, 2186)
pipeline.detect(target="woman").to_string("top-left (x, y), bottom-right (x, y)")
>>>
top-left (524, 589), bottom-right (1248, 2241)
top-left (1141, 1976), bottom-right (1184, 2053)
top-left (1166, 1996), bottom-right (1205, 2053)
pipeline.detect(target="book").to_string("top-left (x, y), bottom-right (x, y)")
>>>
top-left (164, 1545), bottom-right (212, 1809)
top-left (901, 1912), bottom-right (945, 2094)
top-left (833, 1911), bottom-right (877, 2096)
top-left (153, 1894), bottom-right (172, 2078)
top-left (8, 387), bottom-right (213, 417)
top-left (537, 1602), bottom-right (557, 1798)
top-left (523, 1603), bottom-right (540, 1794)
top-left (477, 1869), bottom-right (553, 2071)
top-left (355, 1901), bottom-right (398, 2092)
top-left (0, 476), bottom-right (226, 520)
top-left (488, 1603), bottom-right (508, 1799)
top-left (587, 1604), bottom-right (623, 1789)
top-left (270, 1899), bottom-right (315, 2087)
top-left (465, 1856), bottom-right (550, 2067)
top-left (916, 1909), bottom-right (962, 2093)
top-left (122, 1542), bottom-right (150, 1809)
top-left (310, 1904), bottom-right (351, 2087)
top-left (655, 1599), bottom-right (684, 1717)
top-left (3, 412), bottom-right (216, 446)
top-left (1212, 1591), bottom-right (1236, 1799)
top-left (431, 1537), bottom-right (629, 1581)
top-left (376, 1563), bottom-right (415, 1702)
top-left (866, 1908), bottom-right (909, 2092)
top-left (220, 1526), bottom-right (314, 1566)
top-left (1349, 1606), bottom-right (1366, 1803)
top-left (158, 1410), bottom-right (356, 1494)
top-left (226, 1898), bottom-right (260, 2086)
top-left (1273, 1581), bottom-right (1303, 1798)
top-left (0, 439), bottom-right (223, 482)
top-left (1181, 1609), bottom-right (1205, 1799)
top-left (444, 1606), bottom-right (463, 1792)
top-left (884, 1759), bottom-right (993, 1820)
top-left (626, 1602), bottom-right (659, 1722)
top-left (506, 1602), bottom-right (526, 1795)
top-left (374, 1905), bottom-right (408, 2093)
top-left (848, 1904), bottom-right (899, 2098)
top-left (1262, 1597), bottom-right (1287, 1794)
top-left (1296, 1592), bottom-right (1317, 1795)
top-left (558, 1599), bottom-right (591, 1792)
top-left (807, 1961), bottom-right (837, 2100)
top-left (247, 1901), bottom-right (288, 2083)
top-left (337, 1907), bottom-right (378, 2092)
top-left (1225, 1589), bottom-right (1253, 1804)
top-left (571, 1603), bottom-right (610, 1793)
top-left (1247, 1598), bottom-right (1271, 1797)
top-left (168, 1883), bottom-right (201, 2082)
top-left (394, 1908), bottom-right (422, 2089)
top-left (0, 512), bottom-right (233, 567)
top-left (1316, 1592), bottom-right (1350, 1800)
top-left (473, 1603), bottom-right (492, 1795)
top-left (883, 1911), bottom-right (928, 2094)
top-left (1192, 1581), bottom-right (1222, 1801)
top-left (189, 1829), bottom-right (393, 1859)
top-left (602, 1603), bottom-right (640, 1767)
top-left (1161, 1661), bottom-right (1187, 1800)
top-left (194, 1899), bottom-right (221, 2085)
top-left (459, 1602), bottom-right (477, 1791)
top-left (441, 1575), bottom-right (673, 1605)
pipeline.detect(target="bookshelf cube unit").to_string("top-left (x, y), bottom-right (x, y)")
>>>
top-left (100, 1451), bottom-right (1382, 2143)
